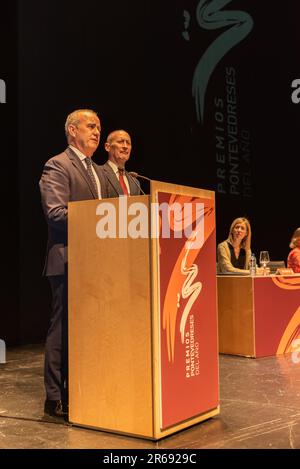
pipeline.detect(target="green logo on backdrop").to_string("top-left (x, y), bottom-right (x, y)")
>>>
top-left (192, 0), bottom-right (253, 123)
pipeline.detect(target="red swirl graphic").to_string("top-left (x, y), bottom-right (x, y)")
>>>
top-left (160, 195), bottom-right (215, 362)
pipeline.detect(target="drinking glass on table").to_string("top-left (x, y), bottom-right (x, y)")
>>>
top-left (259, 251), bottom-right (270, 275)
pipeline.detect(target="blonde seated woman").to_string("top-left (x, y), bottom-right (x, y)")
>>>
top-left (217, 217), bottom-right (252, 274)
top-left (287, 227), bottom-right (300, 273)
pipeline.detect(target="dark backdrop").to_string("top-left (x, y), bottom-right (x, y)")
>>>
top-left (2, 1), bottom-right (300, 344)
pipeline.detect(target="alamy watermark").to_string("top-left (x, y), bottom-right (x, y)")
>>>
top-left (0, 79), bottom-right (6, 103)
top-left (291, 79), bottom-right (300, 103)
top-left (95, 197), bottom-right (205, 250)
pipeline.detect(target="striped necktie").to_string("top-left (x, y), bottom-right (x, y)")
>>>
top-left (85, 157), bottom-right (99, 197)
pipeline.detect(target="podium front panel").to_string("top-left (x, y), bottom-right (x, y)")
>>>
top-left (150, 182), bottom-right (219, 434)
top-left (69, 184), bottom-right (219, 439)
top-left (68, 197), bottom-right (153, 437)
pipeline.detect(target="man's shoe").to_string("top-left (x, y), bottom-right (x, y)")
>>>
top-left (44, 399), bottom-right (68, 418)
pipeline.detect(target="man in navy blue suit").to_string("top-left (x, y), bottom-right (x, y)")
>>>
top-left (39, 109), bottom-right (107, 418)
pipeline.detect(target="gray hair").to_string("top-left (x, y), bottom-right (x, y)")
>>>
top-left (65, 109), bottom-right (98, 139)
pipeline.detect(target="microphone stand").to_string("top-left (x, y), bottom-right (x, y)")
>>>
top-left (126, 171), bottom-right (147, 195)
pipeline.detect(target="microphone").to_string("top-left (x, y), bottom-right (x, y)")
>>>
top-left (126, 171), bottom-right (147, 195)
top-left (128, 171), bottom-right (151, 182)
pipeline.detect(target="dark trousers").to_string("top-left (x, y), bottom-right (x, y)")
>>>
top-left (44, 275), bottom-right (68, 401)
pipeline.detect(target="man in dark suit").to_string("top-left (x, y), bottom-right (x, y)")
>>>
top-left (102, 130), bottom-right (140, 197)
top-left (39, 109), bottom-right (107, 418)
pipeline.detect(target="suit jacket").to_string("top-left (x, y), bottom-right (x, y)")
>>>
top-left (39, 147), bottom-right (108, 276)
top-left (101, 162), bottom-right (141, 198)
top-left (217, 240), bottom-right (251, 274)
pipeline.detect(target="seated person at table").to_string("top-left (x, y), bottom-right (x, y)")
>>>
top-left (287, 227), bottom-right (300, 273)
top-left (217, 217), bottom-right (252, 274)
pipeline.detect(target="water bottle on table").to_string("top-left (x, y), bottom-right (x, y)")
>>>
top-left (249, 253), bottom-right (256, 276)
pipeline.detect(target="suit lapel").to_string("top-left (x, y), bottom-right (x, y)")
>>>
top-left (102, 162), bottom-right (123, 196)
top-left (65, 147), bottom-right (99, 199)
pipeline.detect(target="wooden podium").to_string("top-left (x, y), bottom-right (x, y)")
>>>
top-left (68, 180), bottom-right (219, 439)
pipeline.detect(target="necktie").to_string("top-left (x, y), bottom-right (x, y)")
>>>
top-left (85, 158), bottom-right (99, 197)
top-left (118, 168), bottom-right (129, 196)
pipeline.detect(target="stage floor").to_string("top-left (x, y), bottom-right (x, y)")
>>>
top-left (0, 344), bottom-right (300, 449)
